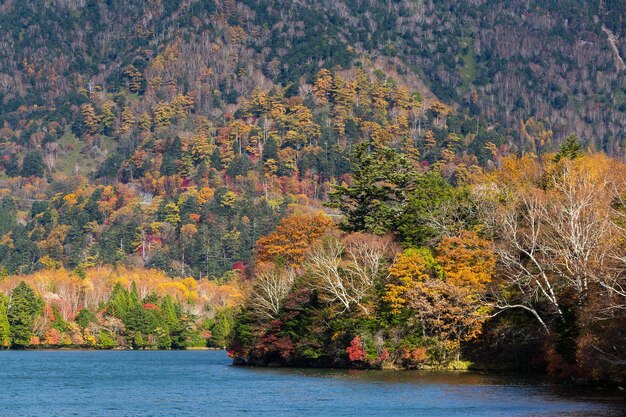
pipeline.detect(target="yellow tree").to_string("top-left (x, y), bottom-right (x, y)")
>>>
top-left (139, 112), bottom-right (152, 132)
top-left (384, 248), bottom-right (436, 315)
top-left (245, 89), bottom-right (272, 116)
top-left (191, 132), bottom-right (216, 164)
top-left (394, 86), bottom-right (410, 110)
top-left (153, 102), bottom-right (172, 129)
top-left (217, 127), bottom-right (235, 165)
top-left (171, 93), bottom-right (195, 119)
top-left (407, 278), bottom-right (490, 360)
top-left (81, 104), bottom-right (100, 135)
top-left (329, 76), bottom-right (356, 137)
top-left (229, 120), bottom-right (253, 155)
top-left (124, 65), bottom-right (144, 94)
top-left (197, 187), bottom-right (215, 205)
top-left (354, 68), bottom-right (372, 109)
top-left (100, 101), bottom-right (116, 134)
top-left (371, 79), bottom-right (390, 114)
top-left (430, 101), bottom-right (452, 128)
top-left (312, 69), bottom-right (333, 105)
top-left (118, 106), bottom-right (135, 135)
top-left (435, 230), bottom-right (496, 295)
top-left (423, 130), bottom-right (436, 149)
top-left (332, 77), bottom-right (356, 108)
top-left (285, 104), bottom-right (320, 147)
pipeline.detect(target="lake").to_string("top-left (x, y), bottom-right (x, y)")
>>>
top-left (0, 350), bottom-right (623, 416)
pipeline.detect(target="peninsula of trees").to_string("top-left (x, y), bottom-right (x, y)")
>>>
top-left (229, 143), bottom-right (626, 386)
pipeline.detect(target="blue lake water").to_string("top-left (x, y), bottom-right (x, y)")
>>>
top-left (0, 350), bottom-right (623, 416)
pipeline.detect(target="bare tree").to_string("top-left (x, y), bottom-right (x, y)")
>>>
top-left (479, 157), bottom-right (626, 335)
top-left (248, 268), bottom-right (295, 320)
top-left (306, 234), bottom-right (394, 315)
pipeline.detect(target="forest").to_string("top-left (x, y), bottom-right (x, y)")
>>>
top-left (1, 136), bottom-right (624, 386)
top-left (0, 266), bottom-right (242, 350)
top-left (0, 0), bottom-right (624, 387)
top-left (228, 142), bottom-right (626, 385)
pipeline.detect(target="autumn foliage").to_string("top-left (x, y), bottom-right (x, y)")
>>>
top-left (256, 213), bottom-right (335, 268)
top-left (229, 144), bottom-right (626, 385)
top-left (0, 266), bottom-right (243, 349)
top-left (346, 336), bottom-right (366, 362)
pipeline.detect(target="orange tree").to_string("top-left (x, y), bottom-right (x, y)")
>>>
top-left (255, 213), bottom-right (335, 268)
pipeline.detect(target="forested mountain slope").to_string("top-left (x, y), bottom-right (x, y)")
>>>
top-left (0, 0), bottom-right (624, 277)
top-left (0, 0), bottom-right (624, 153)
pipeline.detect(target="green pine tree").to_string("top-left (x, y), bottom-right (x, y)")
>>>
top-left (7, 281), bottom-right (44, 347)
top-left (20, 151), bottom-right (45, 178)
top-left (554, 135), bottom-right (583, 162)
top-left (0, 294), bottom-right (11, 348)
top-left (107, 282), bottom-right (130, 319)
top-left (75, 308), bottom-right (97, 332)
top-left (327, 144), bottom-right (418, 234)
top-left (161, 295), bottom-right (179, 329)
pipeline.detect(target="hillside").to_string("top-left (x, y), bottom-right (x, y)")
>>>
top-left (1, 1), bottom-right (624, 151)
top-left (0, 0), bottom-right (624, 277)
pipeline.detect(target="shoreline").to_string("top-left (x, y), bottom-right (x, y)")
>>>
top-left (231, 357), bottom-right (626, 390)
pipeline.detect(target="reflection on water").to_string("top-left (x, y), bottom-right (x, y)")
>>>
top-left (0, 350), bottom-right (623, 416)
top-left (246, 366), bottom-right (525, 384)
top-left (241, 365), bottom-right (625, 413)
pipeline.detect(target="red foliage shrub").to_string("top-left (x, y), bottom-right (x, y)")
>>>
top-left (226, 339), bottom-right (244, 359)
top-left (232, 261), bottom-right (246, 272)
top-left (255, 333), bottom-right (295, 361)
top-left (400, 346), bottom-right (429, 368)
top-left (282, 288), bottom-right (314, 310)
top-left (44, 305), bottom-right (55, 321)
top-left (70, 331), bottom-right (84, 345)
top-left (250, 320), bottom-right (295, 361)
top-left (346, 336), bottom-right (366, 362)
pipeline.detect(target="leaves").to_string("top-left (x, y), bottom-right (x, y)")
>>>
top-left (256, 213), bottom-right (335, 268)
top-left (384, 248), bottom-right (436, 315)
top-left (7, 281), bottom-right (44, 346)
top-left (435, 231), bottom-right (495, 294)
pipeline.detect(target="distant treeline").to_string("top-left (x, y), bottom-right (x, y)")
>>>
top-left (0, 267), bottom-right (242, 350)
